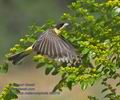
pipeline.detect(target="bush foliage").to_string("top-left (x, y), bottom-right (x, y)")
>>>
top-left (0, 83), bottom-right (20, 100)
top-left (0, 0), bottom-right (120, 99)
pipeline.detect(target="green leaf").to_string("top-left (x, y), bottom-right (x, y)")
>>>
top-left (11, 88), bottom-right (20, 94)
top-left (80, 81), bottom-right (88, 90)
top-left (51, 68), bottom-right (59, 75)
top-left (88, 96), bottom-right (99, 100)
top-left (104, 93), bottom-right (115, 98)
top-left (0, 63), bottom-right (8, 73)
top-left (52, 78), bottom-right (65, 92)
top-left (36, 62), bottom-right (45, 69)
top-left (45, 64), bottom-right (54, 75)
top-left (67, 81), bottom-right (72, 90)
top-left (89, 78), bottom-right (96, 86)
top-left (7, 91), bottom-right (18, 99)
top-left (82, 48), bottom-right (90, 55)
top-left (116, 82), bottom-right (120, 87)
top-left (101, 88), bottom-right (108, 93)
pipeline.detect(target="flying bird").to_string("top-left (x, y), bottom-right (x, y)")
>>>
top-left (8, 22), bottom-right (81, 66)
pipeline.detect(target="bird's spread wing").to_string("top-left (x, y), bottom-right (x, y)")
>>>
top-left (32, 29), bottom-right (80, 63)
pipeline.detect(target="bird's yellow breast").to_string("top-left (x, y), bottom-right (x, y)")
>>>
top-left (53, 28), bottom-right (61, 35)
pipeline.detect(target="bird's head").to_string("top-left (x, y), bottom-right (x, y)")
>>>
top-left (53, 22), bottom-right (69, 35)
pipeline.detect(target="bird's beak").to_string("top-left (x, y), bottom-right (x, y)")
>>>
top-left (60, 23), bottom-right (69, 30)
top-left (63, 23), bottom-right (69, 27)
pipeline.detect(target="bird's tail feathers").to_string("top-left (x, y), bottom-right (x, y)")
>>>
top-left (8, 51), bottom-right (29, 65)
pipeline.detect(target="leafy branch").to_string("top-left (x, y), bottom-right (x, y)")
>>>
top-left (0, 83), bottom-right (20, 100)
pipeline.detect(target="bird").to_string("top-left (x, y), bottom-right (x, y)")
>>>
top-left (8, 22), bottom-right (82, 66)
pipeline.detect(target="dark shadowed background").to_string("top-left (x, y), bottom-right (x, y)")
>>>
top-left (0, 0), bottom-right (102, 100)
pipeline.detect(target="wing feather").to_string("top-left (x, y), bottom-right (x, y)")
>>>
top-left (38, 38), bottom-right (45, 54)
top-left (32, 29), bottom-right (78, 63)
